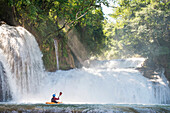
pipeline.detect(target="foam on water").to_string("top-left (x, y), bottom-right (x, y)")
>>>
top-left (41, 59), bottom-right (170, 104)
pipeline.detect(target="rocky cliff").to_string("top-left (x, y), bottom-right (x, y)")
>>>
top-left (137, 56), bottom-right (170, 83)
top-left (0, 1), bottom-right (81, 71)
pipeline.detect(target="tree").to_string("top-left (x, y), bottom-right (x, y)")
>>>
top-left (8, 0), bottom-right (110, 34)
top-left (76, 8), bottom-right (106, 55)
top-left (104, 0), bottom-right (170, 58)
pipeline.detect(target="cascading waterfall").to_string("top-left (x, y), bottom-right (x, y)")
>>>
top-left (43, 58), bottom-right (170, 104)
top-left (0, 24), bottom-right (170, 104)
top-left (0, 61), bottom-right (11, 101)
top-left (53, 39), bottom-right (59, 70)
top-left (0, 24), bottom-right (45, 102)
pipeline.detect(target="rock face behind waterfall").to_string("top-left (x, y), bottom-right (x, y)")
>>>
top-left (67, 28), bottom-right (88, 66)
top-left (0, 24), bottom-right (45, 101)
top-left (0, 61), bottom-right (11, 101)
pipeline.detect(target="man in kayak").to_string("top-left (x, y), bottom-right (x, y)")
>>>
top-left (51, 94), bottom-right (59, 103)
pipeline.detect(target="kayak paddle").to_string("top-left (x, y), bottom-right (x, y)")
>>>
top-left (58, 92), bottom-right (62, 98)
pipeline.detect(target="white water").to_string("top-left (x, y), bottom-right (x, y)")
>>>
top-left (0, 61), bottom-right (11, 101)
top-left (0, 24), bottom-right (170, 104)
top-left (0, 24), bottom-right (45, 102)
top-left (41, 58), bottom-right (170, 104)
top-left (53, 39), bottom-right (59, 70)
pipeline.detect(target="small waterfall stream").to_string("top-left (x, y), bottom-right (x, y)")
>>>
top-left (53, 39), bottom-right (59, 70)
top-left (0, 24), bottom-right (170, 104)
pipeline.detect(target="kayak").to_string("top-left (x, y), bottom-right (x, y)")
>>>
top-left (46, 102), bottom-right (62, 104)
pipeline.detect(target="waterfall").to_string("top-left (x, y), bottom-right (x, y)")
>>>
top-left (0, 24), bottom-right (170, 104)
top-left (0, 24), bottom-right (45, 102)
top-left (0, 61), bottom-right (11, 101)
top-left (53, 39), bottom-right (59, 70)
top-left (42, 58), bottom-right (170, 104)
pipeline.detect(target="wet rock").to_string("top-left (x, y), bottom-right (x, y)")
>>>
top-left (0, 61), bottom-right (12, 101)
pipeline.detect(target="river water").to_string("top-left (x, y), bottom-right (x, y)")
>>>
top-left (0, 103), bottom-right (170, 113)
top-left (0, 24), bottom-right (170, 112)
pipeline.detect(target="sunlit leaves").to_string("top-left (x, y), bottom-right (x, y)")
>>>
top-left (103, 0), bottom-right (170, 59)
top-left (9, 0), bottom-right (110, 33)
top-left (74, 7), bottom-right (105, 55)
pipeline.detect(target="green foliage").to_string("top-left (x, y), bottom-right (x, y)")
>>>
top-left (3, 0), bottom-right (123, 69)
top-left (104, 0), bottom-right (170, 59)
top-left (7, 0), bottom-right (109, 52)
top-left (8, 0), bottom-right (110, 32)
top-left (76, 8), bottom-right (106, 56)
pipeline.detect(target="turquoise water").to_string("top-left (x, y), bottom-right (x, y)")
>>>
top-left (0, 103), bottom-right (170, 113)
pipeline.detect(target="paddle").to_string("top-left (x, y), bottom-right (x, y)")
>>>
top-left (58, 92), bottom-right (62, 98)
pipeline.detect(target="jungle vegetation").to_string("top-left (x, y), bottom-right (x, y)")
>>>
top-left (103, 0), bottom-right (170, 80)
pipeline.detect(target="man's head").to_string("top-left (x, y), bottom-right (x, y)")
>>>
top-left (52, 94), bottom-right (56, 97)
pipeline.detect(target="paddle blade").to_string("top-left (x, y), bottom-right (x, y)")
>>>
top-left (59, 92), bottom-right (62, 96)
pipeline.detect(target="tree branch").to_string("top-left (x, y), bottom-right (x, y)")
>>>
top-left (57, 2), bottom-right (95, 32)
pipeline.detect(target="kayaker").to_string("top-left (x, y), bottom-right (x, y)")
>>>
top-left (51, 94), bottom-right (59, 103)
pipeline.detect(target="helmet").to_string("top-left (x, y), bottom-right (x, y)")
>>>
top-left (52, 94), bottom-right (56, 97)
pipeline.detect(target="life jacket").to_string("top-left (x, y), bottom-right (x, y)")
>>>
top-left (51, 97), bottom-right (56, 102)
top-left (51, 97), bottom-right (58, 103)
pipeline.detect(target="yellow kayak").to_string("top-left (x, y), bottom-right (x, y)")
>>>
top-left (46, 102), bottom-right (62, 104)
